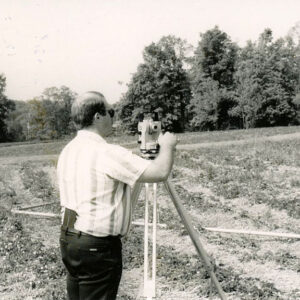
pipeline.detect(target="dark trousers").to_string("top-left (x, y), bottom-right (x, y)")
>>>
top-left (59, 229), bottom-right (122, 300)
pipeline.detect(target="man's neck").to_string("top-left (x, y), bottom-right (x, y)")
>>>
top-left (83, 126), bottom-right (104, 137)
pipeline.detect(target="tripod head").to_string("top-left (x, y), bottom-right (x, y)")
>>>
top-left (138, 112), bottom-right (162, 160)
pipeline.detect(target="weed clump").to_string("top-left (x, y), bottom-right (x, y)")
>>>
top-left (20, 162), bottom-right (54, 200)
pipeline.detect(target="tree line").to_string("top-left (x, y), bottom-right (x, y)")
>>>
top-left (0, 26), bottom-right (300, 142)
top-left (117, 27), bottom-right (300, 133)
top-left (0, 84), bottom-right (77, 142)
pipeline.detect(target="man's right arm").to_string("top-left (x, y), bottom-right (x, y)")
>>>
top-left (138, 132), bottom-right (177, 183)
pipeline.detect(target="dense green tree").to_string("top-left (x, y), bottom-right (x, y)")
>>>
top-left (118, 36), bottom-right (191, 133)
top-left (292, 93), bottom-right (300, 124)
top-left (231, 41), bottom-right (264, 128)
top-left (5, 100), bottom-right (27, 141)
top-left (158, 35), bottom-right (194, 67)
top-left (233, 29), bottom-right (300, 128)
top-left (25, 98), bottom-right (48, 140)
top-left (189, 27), bottom-right (239, 130)
top-left (191, 26), bottom-right (238, 87)
top-left (10, 86), bottom-right (78, 141)
top-left (287, 21), bottom-right (300, 44)
top-left (39, 86), bottom-right (77, 136)
top-left (0, 74), bottom-right (15, 142)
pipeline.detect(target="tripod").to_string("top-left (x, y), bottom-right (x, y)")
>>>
top-left (134, 179), bottom-right (227, 300)
top-left (136, 114), bottom-right (226, 299)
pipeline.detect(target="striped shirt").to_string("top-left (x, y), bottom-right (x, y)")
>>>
top-left (57, 130), bottom-right (151, 237)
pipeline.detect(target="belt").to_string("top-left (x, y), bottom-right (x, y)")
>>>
top-left (61, 226), bottom-right (91, 236)
top-left (61, 226), bottom-right (122, 240)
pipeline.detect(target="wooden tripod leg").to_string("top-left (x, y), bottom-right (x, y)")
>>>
top-left (164, 180), bottom-right (227, 300)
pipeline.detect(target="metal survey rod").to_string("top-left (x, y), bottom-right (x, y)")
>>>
top-left (164, 179), bottom-right (227, 300)
top-left (144, 183), bottom-right (150, 292)
top-left (143, 183), bottom-right (157, 299)
top-left (152, 183), bottom-right (157, 287)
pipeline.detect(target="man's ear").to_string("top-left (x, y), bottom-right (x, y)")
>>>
top-left (94, 112), bottom-right (101, 120)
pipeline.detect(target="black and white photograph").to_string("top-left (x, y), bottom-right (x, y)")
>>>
top-left (0, 0), bottom-right (299, 299)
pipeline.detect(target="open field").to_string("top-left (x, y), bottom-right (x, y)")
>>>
top-left (0, 126), bottom-right (300, 299)
top-left (1, 126), bottom-right (300, 157)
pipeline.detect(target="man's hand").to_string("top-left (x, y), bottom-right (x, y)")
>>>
top-left (158, 132), bottom-right (178, 150)
top-left (138, 132), bottom-right (178, 183)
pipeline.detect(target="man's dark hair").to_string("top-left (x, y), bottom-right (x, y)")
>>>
top-left (71, 91), bottom-right (107, 128)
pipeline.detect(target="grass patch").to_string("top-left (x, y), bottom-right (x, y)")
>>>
top-left (174, 139), bottom-right (300, 218)
top-left (0, 212), bottom-right (65, 299)
top-left (1, 125), bottom-right (299, 157)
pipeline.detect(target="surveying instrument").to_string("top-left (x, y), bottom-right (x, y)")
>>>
top-left (135, 112), bottom-right (227, 300)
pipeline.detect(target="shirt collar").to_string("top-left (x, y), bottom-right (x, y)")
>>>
top-left (77, 130), bottom-right (107, 144)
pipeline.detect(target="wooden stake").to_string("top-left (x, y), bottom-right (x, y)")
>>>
top-left (204, 227), bottom-right (300, 239)
top-left (11, 210), bottom-right (59, 218)
top-left (18, 202), bottom-right (56, 211)
top-left (132, 221), bottom-right (167, 228)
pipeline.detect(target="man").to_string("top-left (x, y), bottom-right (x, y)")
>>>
top-left (57, 91), bottom-right (177, 300)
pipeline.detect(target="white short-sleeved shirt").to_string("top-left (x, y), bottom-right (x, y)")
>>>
top-left (57, 130), bottom-right (151, 237)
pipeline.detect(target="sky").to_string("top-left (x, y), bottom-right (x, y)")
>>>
top-left (1, 0), bottom-right (300, 103)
